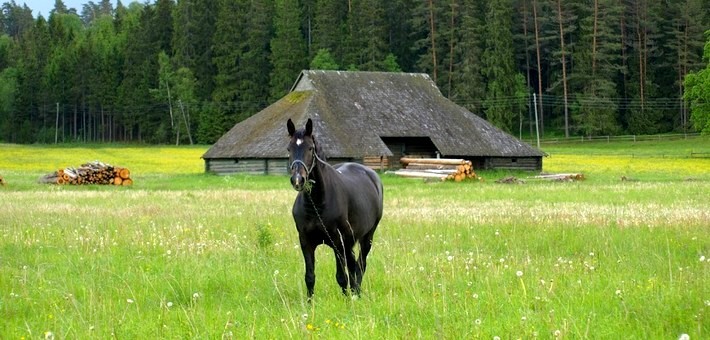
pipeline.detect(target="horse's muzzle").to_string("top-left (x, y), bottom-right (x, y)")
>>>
top-left (291, 174), bottom-right (305, 191)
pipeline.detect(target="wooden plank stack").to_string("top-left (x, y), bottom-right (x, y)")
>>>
top-left (39, 161), bottom-right (133, 186)
top-left (392, 157), bottom-right (477, 182)
top-left (529, 173), bottom-right (585, 182)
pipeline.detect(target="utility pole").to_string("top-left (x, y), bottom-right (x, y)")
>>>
top-left (55, 102), bottom-right (59, 144)
top-left (533, 94), bottom-right (540, 149)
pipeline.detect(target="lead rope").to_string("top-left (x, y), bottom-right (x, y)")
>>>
top-left (304, 152), bottom-right (353, 293)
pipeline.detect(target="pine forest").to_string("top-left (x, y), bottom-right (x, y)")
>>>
top-left (0, 0), bottom-right (708, 144)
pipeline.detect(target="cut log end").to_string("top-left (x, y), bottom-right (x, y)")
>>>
top-left (40, 162), bottom-right (133, 186)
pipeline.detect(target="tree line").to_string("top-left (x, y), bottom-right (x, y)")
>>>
top-left (0, 0), bottom-right (708, 144)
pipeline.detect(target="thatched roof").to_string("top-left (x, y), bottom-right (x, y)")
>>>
top-left (203, 70), bottom-right (543, 159)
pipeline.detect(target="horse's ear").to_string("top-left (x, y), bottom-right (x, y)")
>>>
top-left (305, 118), bottom-right (313, 136)
top-left (287, 119), bottom-right (295, 137)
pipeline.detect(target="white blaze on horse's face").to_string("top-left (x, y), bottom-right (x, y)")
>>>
top-left (296, 139), bottom-right (303, 146)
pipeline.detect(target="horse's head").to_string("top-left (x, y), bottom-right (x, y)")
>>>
top-left (287, 118), bottom-right (317, 192)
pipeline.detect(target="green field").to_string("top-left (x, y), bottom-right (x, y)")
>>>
top-left (0, 138), bottom-right (708, 338)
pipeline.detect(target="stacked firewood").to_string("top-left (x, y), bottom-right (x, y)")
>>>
top-left (392, 157), bottom-right (477, 182)
top-left (39, 161), bottom-right (133, 186)
top-left (530, 173), bottom-right (585, 182)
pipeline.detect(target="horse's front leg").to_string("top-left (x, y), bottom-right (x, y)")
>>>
top-left (333, 250), bottom-right (348, 295)
top-left (299, 235), bottom-right (316, 300)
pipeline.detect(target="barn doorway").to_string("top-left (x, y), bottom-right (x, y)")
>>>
top-left (380, 136), bottom-right (439, 169)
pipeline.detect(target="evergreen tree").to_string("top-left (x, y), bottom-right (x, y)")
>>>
top-left (212, 0), bottom-right (249, 123)
top-left (2, 2), bottom-right (34, 38)
top-left (46, 11), bottom-right (82, 141)
top-left (0, 34), bottom-right (18, 141)
top-left (481, 0), bottom-right (518, 132)
top-left (269, 0), bottom-right (307, 101)
top-left (656, 0), bottom-right (706, 131)
top-left (117, 4), bottom-right (161, 142)
top-left (16, 16), bottom-right (52, 142)
top-left (172, 0), bottom-right (217, 102)
top-left (312, 0), bottom-right (347, 62)
top-left (571, 0), bottom-right (623, 136)
top-left (212, 0), bottom-right (274, 123)
top-left (449, 0), bottom-right (485, 113)
top-left (411, 0), bottom-right (445, 83)
top-left (50, 0), bottom-right (69, 15)
top-left (384, 0), bottom-right (417, 71)
top-left (624, 0), bottom-right (663, 134)
top-left (344, 0), bottom-right (388, 71)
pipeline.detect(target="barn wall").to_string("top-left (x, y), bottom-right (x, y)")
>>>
top-left (207, 156), bottom-right (541, 174)
top-left (205, 158), bottom-right (290, 175)
top-left (205, 158), bottom-right (364, 175)
top-left (484, 157), bottom-right (542, 171)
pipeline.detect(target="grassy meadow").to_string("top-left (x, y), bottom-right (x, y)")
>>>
top-left (0, 138), bottom-right (708, 339)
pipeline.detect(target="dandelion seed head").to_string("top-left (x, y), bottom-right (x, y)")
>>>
top-left (475, 318), bottom-right (482, 325)
top-left (192, 292), bottom-right (200, 299)
top-left (678, 334), bottom-right (690, 340)
top-left (126, 298), bottom-right (134, 304)
top-left (166, 301), bottom-right (173, 308)
top-left (516, 270), bottom-right (523, 277)
top-left (447, 255), bottom-right (454, 262)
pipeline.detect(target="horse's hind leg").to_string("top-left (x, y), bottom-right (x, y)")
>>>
top-left (356, 228), bottom-right (377, 285)
top-left (345, 250), bottom-right (362, 295)
top-left (332, 238), bottom-right (361, 295)
top-left (333, 251), bottom-right (348, 295)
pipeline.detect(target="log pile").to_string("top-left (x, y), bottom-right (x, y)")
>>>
top-left (496, 176), bottom-right (525, 184)
top-left (392, 157), bottom-right (477, 182)
top-left (529, 173), bottom-right (585, 182)
top-left (39, 161), bottom-right (133, 186)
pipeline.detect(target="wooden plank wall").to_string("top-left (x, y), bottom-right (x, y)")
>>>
top-left (486, 157), bottom-right (542, 171)
top-left (363, 156), bottom-right (388, 172)
top-left (207, 156), bottom-right (542, 174)
top-left (206, 159), bottom-right (290, 175)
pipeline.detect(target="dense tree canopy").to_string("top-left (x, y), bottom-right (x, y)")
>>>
top-left (0, 0), bottom-right (708, 144)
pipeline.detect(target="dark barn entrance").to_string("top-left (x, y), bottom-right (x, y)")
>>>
top-left (381, 137), bottom-right (439, 169)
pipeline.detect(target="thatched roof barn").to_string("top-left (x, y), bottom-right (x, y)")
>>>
top-left (203, 70), bottom-right (543, 175)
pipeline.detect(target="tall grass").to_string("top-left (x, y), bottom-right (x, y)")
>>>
top-left (0, 140), bottom-right (708, 338)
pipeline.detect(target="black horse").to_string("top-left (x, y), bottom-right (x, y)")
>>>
top-left (287, 118), bottom-right (383, 299)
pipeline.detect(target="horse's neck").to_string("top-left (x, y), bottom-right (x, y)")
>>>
top-left (307, 159), bottom-right (336, 204)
